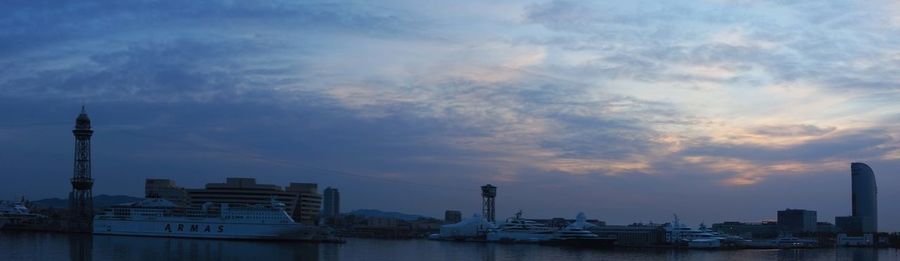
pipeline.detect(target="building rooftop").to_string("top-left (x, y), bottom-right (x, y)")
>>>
top-left (205, 178), bottom-right (283, 191)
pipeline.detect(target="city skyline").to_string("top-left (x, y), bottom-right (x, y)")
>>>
top-left (2, 1), bottom-right (900, 231)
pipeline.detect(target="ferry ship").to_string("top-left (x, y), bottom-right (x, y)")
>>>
top-left (94, 198), bottom-right (342, 242)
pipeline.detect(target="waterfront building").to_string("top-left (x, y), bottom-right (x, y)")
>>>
top-left (344, 215), bottom-right (442, 239)
top-left (322, 187), bottom-right (340, 225)
top-left (545, 218), bottom-right (570, 229)
top-left (145, 178), bottom-right (322, 225)
top-left (69, 106), bottom-right (95, 232)
top-left (817, 222), bottom-right (836, 233)
top-left (434, 214), bottom-right (494, 240)
top-left (777, 209), bottom-right (817, 233)
top-left (835, 162), bottom-right (878, 234)
top-left (366, 217), bottom-right (401, 228)
top-left (837, 233), bottom-right (874, 247)
top-left (711, 221), bottom-right (779, 239)
top-left (444, 210), bottom-right (462, 224)
top-left (145, 179), bottom-right (189, 206)
top-left (287, 183), bottom-right (322, 225)
top-left (186, 178), bottom-right (300, 218)
top-left (589, 224), bottom-right (666, 246)
top-left (835, 217), bottom-right (862, 233)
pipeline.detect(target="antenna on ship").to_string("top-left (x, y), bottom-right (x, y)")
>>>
top-left (672, 214), bottom-right (681, 243)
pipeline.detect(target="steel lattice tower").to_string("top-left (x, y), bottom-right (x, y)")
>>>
top-left (69, 106), bottom-right (94, 232)
top-left (481, 184), bottom-right (496, 223)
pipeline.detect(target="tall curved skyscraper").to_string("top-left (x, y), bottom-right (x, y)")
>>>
top-left (851, 162), bottom-right (877, 233)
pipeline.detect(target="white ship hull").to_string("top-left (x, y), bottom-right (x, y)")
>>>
top-left (94, 219), bottom-right (328, 241)
top-left (93, 199), bottom-right (342, 242)
top-left (688, 239), bottom-right (722, 249)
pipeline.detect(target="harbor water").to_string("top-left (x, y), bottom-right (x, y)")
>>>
top-left (2, 232), bottom-right (899, 261)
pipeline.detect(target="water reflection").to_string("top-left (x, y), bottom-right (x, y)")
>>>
top-left (68, 234), bottom-right (92, 261)
top-left (92, 235), bottom-right (321, 260)
top-left (4, 232), bottom-right (900, 261)
top-left (837, 247), bottom-right (880, 261)
top-left (482, 243), bottom-right (496, 261)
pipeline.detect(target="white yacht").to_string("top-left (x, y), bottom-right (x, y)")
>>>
top-left (0, 200), bottom-right (30, 215)
top-left (742, 234), bottom-right (818, 249)
top-left (772, 235), bottom-right (818, 248)
top-left (94, 198), bottom-right (341, 242)
top-left (667, 215), bottom-right (726, 248)
top-left (687, 238), bottom-right (723, 249)
top-left (486, 211), bottom-right (555, 243)
top-left (0, 200), bottom-right (44, 229)
top-left (553, 213), bottom-right (599, 239)
top-left (541, 213), bottom-right (616, 247)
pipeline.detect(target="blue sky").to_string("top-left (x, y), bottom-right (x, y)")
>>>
top-left (2, 0), bottom-right (900, 230)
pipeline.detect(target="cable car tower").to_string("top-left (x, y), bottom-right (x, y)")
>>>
top-left (69, 106), bottom-right (94, 232)
top-left (481, 184), bottom-right (496, 223)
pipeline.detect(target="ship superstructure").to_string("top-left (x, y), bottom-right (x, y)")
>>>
top-left (486, 211), bottom-right (555, 242)
top-left (0, 200), bottom-right (45, 229)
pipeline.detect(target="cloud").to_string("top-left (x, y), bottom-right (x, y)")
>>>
top-left (5, 0), bottom-right (900, 229)
top-left (5, 0), bottom-right (897, 187)
top-left (683, 130), bottom-right (892, 161)
top-left (672, 129), bottom-right (894, 185)
top-left (751, 124), bottom-right (836, 137)
top-left (3, 39), bottom-right (272, 102)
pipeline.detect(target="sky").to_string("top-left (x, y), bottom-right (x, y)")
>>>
top-left (2, 0), bottom-right (900, 230)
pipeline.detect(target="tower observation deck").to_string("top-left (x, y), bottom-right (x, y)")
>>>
top-left (481, 184), bottom-right (496, 223)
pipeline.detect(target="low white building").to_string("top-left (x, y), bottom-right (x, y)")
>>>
top-left (837, 233), bottom-right (874, 247)
top-left (434, 214), bottom-right (495, 240)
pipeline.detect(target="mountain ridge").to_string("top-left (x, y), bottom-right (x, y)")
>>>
top-left (29, 195), bottom-right (143, 209)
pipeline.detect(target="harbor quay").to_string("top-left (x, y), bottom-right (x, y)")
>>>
top-left (424, 162), bottom-right (891, 250)
top-left (3, 169), bottom-right (899, 248)
top-left (4, 233), bottom-right (900, 261)
top-left (4, 108), bottom-right (343, 242)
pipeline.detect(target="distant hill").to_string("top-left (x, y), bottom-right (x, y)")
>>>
top-left (347, 209), bottom-right (431, 221)
top-left (30, 195), bottom-right (143, 209)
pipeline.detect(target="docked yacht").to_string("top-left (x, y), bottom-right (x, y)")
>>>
top-left (687, 238), bottom-right (723, 249)
top-left (540, 213), bottom-right (616, 248)
top-left (94, 198), bottom-right (342, 242)
top-left (742, 234), bottom-right (818, 249)
top-left (668, 215), bottom-right (726, 248)
top-left (0, 200), bottom-right (45, 230)
top-left (486, 211), bottom-right (555, 243)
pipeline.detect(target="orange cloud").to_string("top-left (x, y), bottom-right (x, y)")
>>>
top-left (683, 156), bottom-right (845, 186)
